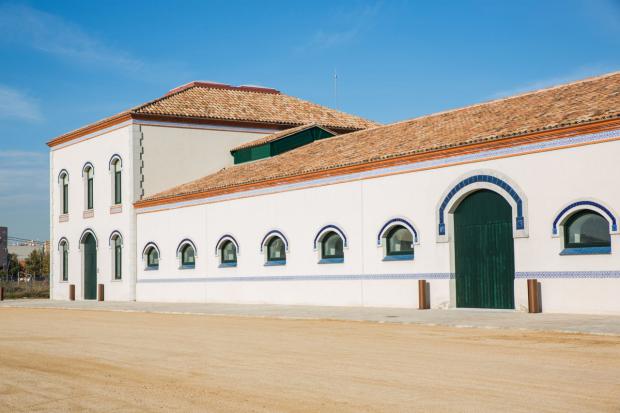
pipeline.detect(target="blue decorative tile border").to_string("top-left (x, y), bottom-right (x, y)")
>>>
top-left (138, 270), bottom-right (620, 283)
top-left (438, 174), bottom-right (524, 236)
top-left (552, 200), bottom-right (618, 235)
top-left (377, 218), bottom-right (419, 245)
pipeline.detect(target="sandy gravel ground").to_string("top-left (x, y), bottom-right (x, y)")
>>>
top-left (0, 308), bottom-right (618, 412)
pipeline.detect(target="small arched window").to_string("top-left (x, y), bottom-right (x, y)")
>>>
top-left (181, 244), bottom-right (195, 268)
top-left (112, 158), bottom-right (122, 205)
top-left (267, 237), bottom-right (286, 263)
top-left (60, 240), bottom-right (69, 281)
top-left (84, 165), bottom-right (94, 210)
top-left (221, 240), bottom-right (237, 265)
top-left (111, 234), bottom-right (122, 280)
top-left (386, 225), bottom-right (414, 257)
top-left (59, 172), bottom-right (69, 214)
top-left (321, 231), bottom-right (344, 260)
top-left (146, 247), bottom-right (159, 269)
top-left (563, 210), bottom-right (611, 252)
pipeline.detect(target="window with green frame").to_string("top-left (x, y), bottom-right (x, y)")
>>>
top-left (113, 235), bottom-right (122, 279)
top-left (113, 159), bottom-right (122, 205)
top-left (267, 237), bottom-right (286, 262)
top-left (385, 225), bottom-right (414, 256)
top-left (221, 240), bottom-right (237, 264)
top-left (563, 210), bottom-right (611, 250)
top-left (146, 247), bottom-right (159, 269)
top-left (61, 173), bottom-right (69, 214)
top-left (181, 244), bottom-right (195, 268)
top-left (61, 241), bottom-right (68, 281)
top-left (321, 231), bottom-right (343, 259)
top-left (85, 166), bottom-right (94, 210)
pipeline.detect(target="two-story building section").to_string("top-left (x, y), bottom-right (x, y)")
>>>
top-left (48, 81), bottom-right (377, 301)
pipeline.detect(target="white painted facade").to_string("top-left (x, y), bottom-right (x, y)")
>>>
top-left (49, 121), bottom-right (273, 301)
top-left (133, 130), bottom-right (620, 315)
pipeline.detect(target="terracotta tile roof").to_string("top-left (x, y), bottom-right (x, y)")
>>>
top-left (132, 81), bottom-right (378, 131)
top-left (143, 71), bottom-right (620, 204)
top-left (47, 81), bottom-right (377, 146)
top-left (231, 124), bottom-right (337, 152)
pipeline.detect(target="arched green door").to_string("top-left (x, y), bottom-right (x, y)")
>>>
top-left (454, 190), bottom-right (515, 309)
top-left (83, 233), bottom-right (97, 300)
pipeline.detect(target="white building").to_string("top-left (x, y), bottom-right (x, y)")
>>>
top-left (50, 74), bottom-right (620, 315)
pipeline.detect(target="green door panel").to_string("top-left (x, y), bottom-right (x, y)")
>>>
top-left (83, 234), bottom-right (97, 300)
top-left (454, 190), bottom-right (515, 309)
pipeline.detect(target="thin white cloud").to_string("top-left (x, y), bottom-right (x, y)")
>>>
top-left (0, 4), bottom-right (144, 72)
top-left (488, 65), bottom-right (620, 100)
top-left (305, 2), bottom-right (382, 50)
top-left (0, 85), bottom-right (42, 121)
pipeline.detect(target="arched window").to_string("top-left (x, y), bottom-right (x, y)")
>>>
top-left (563, 210), bottom-right (611, 253)
top-left (59, 171), bottom-right (69, 214)
top-left (386, 225), bottom-right (414, 257)
top-left (59, 239), bottom-right (69, 281)
top-left (221, 240), bottom-right (237, 265)
top-left (111, 233), bottom-right (122, 280)
top-left (321, 231), bottom-right (344, 260)
top-left (84, 165), bottom-right (94, 210)
top-left (111, 158), bottom-right (122, 205)
top-left (146, 246), bottom-right (159, 269)
top-left (181, 244), bottom-right (195, 268)
top-left (267, 237), bottom-right (286, 263)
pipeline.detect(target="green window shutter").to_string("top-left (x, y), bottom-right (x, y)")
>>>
top-left (115, 171), bottom-right (122, 204)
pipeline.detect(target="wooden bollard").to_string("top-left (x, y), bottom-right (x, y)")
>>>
top-left (97, 284), bottom-right (104, 302)
top-left (69, 284), bottom-right (75, 301)
top-left (418, 279), bottom-right (429, 310)
top-left (527, 279), bottom-right (541, 313)
top-left (0, 286), bottom-right (4, 301)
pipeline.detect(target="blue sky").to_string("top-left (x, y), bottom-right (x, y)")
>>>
top-left (1, 0), bottom-right (619, 240)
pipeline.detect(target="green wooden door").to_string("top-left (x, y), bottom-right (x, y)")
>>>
top-left (83, 234), bottom-right (97, 300)
top-left (454, 190), bottom-right (515, 309)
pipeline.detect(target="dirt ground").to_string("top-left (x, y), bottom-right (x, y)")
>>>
top-left (0, 308), bottom-right (618, 412)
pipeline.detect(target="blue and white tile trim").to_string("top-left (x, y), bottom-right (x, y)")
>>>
top-left (137, 270), bottom-right (620, 283)
top-left (552, 200), bottom-right (618, 235)
top-left (377, 218), bottom-right (419, 245)
top-left (136, 128), bottom-right (620, 214)
top-left (516, 271), bottom-right (620, 279)
top-left (438, 174), bottom-right (524, 236)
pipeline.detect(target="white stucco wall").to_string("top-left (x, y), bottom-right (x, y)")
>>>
top-left (136, 134), bottom-right (620, 315)
top-left (140, 125), bottom-right (273, 196)
top-left (50, 125), bottom-right (136, 301)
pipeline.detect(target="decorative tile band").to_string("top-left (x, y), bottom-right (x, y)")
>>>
top-left (136, 128), bottom-right (620, 214)
top-left (438, 174), bottom-right (524, 235)
top-left (515, 271), bottom-right (620, 279)
top-left (552, 201), bottom-right (618, 235)
top-left (137, 271), bottom-right (620, 283)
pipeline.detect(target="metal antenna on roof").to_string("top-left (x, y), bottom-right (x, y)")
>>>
top-left (333, 69), bottom-right (338, 109)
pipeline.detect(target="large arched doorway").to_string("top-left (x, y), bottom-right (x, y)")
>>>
top-left (82, 233), bottom-right (97, 300)
top-left (454, 190), bottom-right (515, 309)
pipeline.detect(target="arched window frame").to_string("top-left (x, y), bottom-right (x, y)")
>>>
top-left (215, 235), bottom-right (239, 268)
top-left (260, 230), bottom-right (288, 266)
top-left (176, 239), bottom-right (197, 269)
top-left (58, 237), bottom-right (69, 282)
top-left (142, 242), bottom-right (160, 270)
top-left (109, 231), bottom-right (123, 280)
top-left (58, 170), bottom-right (69, 215)
top-left (553, 199), bottom-right (617, 255)
top-left (82, 162), bottom-right (95, 211)
top-left (314, 225), bottom-right (347, 264)
top-left (109, 155), bottom-right (122, 206)
top-left (377, 218), bottom-right (418, 261)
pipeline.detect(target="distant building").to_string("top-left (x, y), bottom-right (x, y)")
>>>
top-left (0, 227), bottom-right (7, 272)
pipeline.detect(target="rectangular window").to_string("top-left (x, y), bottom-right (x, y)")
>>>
top-left (87, 178), bottom-right (93, 210)
top-left (114, 245), bottom-right (122, 279)
top-left (62, 183), bottom-right (69, 214)
top-left (62, 250), bottom-right (68, 281)
top-left (114, 171), bottom-right (122, 204)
